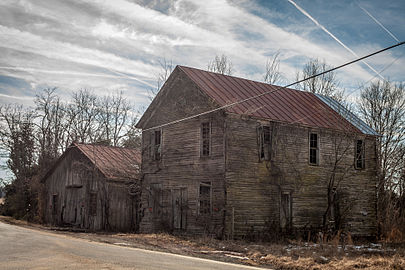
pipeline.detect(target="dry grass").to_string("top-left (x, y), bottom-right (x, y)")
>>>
top-left (1, 216), bottom-right (404, 269)
top-left (259, 254), bottom-right (405, 270)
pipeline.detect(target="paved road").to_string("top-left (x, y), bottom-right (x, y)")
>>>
top-left (0, 221), bottom-right (267, 270)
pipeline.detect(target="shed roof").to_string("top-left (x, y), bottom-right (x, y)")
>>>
top-left (178, 65), bottom-right (375, 135)
top-left (42, 143), bottom-right (141, 182)
top-left (74, 143), bottom-right (141, 180)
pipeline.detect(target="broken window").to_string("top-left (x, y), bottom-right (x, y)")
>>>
top-left (355, 139), bottom-right (365, 169)
top-left (199, 182), bottom-right (211, 215)
top-left (280, 191), bottom-right (292, 230)
top-left (309, 132), bottom-right (319, 165)
top-left (201, 122), bottom-right (211, 157)
top-left (52, 194), bottom-right (58, 215)
top-left (151, 130), bottom-right (162, 161)
top-left (258, 125), bottom-right (271, 161)
top-left (89, 192), bottom-right (97, 216)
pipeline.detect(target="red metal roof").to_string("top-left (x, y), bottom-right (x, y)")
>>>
top-left (74, 143), bottom-right (141, 180)
top-left (179, 66), bottom-right (361, 133)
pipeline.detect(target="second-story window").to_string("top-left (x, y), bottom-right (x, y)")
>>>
top-left (201, 122), bottom-right (211, 157)
top-left (355, 139), bottom-right (365, 169)
top-left (309, 132), bottom-right (319, 165)
top-left (258, 125), bottom-right (271, 161)
top-left (154, 130), bottom-right (161, 160)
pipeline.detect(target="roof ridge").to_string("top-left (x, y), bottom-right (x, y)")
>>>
top-left (178, 65), bottom-right (310, 94)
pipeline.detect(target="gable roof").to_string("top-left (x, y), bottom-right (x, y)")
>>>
top-left (177, 65), bottom-right (376, 135)
top-left (74, 143), bottom-right (141, 179)
top-left (43, 143), bottom-right (141, 181)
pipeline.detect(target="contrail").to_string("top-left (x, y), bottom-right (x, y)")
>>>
top-left (287, 0), bottom-right (385, 80)
top-left (0, 66), bottom-right (155, 88)
top-left (357, 3), bottom-right (399, 42)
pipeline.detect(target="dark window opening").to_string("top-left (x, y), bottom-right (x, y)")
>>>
top-left (52, 194), bottom-right (58, 215)
top-left (280, 192), bottom-right (292, 230)
top-left (199, 182), bottom-right (211, 215)
top-left (258, 125), bottom-right (271, 161)
top-left (309, 133), bottom-right (319, 165)
top-left (355, 139), bottom-right (365, 169)
top-left (89, 192), bottom-right (97, 216)
top-left (154, 130), bottom-right (161, 160)
top-left (201, 122), bottom-right (211, 157)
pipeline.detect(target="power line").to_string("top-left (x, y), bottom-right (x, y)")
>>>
top-left (144, 41), bottom-right (405, 132)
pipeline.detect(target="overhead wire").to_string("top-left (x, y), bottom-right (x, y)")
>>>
top-left (143, 41), bottom-right (404, 132)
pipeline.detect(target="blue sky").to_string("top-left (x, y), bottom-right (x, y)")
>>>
top-left (0, 0), bottom-right (404, 179)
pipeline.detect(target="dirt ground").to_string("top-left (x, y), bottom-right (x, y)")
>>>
top-left (1, 216), bottom-right (404, 270)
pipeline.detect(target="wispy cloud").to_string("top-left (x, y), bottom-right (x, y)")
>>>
top-left (0, 0), bottom-right (404, 108)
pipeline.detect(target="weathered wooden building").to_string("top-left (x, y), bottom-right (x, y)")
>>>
top-left (136, 66), bottom-right (378, 238)
top-left (43, 143), bottom-right (141, 231)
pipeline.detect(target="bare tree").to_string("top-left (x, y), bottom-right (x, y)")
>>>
top-left (148, 58), bottom-right (174, 100)
top-left (207, 54), bottom-right (233, 75)
top-left (67, 89), bottom-right (101, 144)
top-left (264, 52), bottom-right (281, 85)
top-left (98, 91), bottom-right (132, 146)
top-left (359, 80), bottom-right (405, 237)
top-left (0, 104), bottom-right (38, 220)
top-left (122, 116), bottom-right (142, 149)
top-left (0, 105), bottom-right (36, 180)
top-left (35, 88), bottom-right (66, 168)
top-left (296, 59), bottom-right (344, 102)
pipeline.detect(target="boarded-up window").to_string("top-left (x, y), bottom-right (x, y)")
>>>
top-left (201, 122), bottom-right (211, 157)
top-left (309, 133), bottom-right (319, 165)
top-left (52, 194), bottom-right (58, 215)
top-left (280, 192), bottom-right (292, 230)
top-left (89, 192), bottom-right (97, 216)
top-left (355, 139), bottom-right (365, 169)
top-left (258, 125), bottom-right (271, 161)
top-left (199, 182), bottom-right (211, 215)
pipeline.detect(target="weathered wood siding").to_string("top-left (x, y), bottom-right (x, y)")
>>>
top-left (224, 114), bottom-right (377, 238)
top-left (44, 148), bottom-right (138, 231)
top-left (139, 70), bottom-right (226, 235)
top-left (138, 67), bottom-right (377, 238)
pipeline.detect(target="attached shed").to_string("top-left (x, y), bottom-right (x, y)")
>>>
top-left (43, 143), bottom-right (141, 232)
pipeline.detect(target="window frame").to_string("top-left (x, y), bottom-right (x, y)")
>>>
top-left (258, 125), bottom-right (271, 161)
top-left (309, 132), bottom-right (320, 165)
top-left (280, 191), bottom-right (292, 230)
top-left (198, 182), bottom-right (212, 215)
top-left (355, 139), bottom-right (365, 170)
top-left (200, 122), bottom-right (211, 157)
top-left (151, 129), bottom-right (162, 161)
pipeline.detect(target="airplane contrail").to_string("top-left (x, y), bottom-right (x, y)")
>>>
top-left (287, 0), bottom-right (385, 80)
top-left (357, 3), bottom-right (399, 42)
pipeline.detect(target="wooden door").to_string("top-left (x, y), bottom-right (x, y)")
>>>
top-left (172, 188), bottom-right (187, 230)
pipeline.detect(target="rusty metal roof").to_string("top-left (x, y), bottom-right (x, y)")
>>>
top-left (75, 143), bottom-right (141, 180)
top-left (179, 65), bottom-right (364, 134)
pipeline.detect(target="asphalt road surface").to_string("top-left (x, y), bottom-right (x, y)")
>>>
top-left (0, 221), bottom-right (268, 270)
